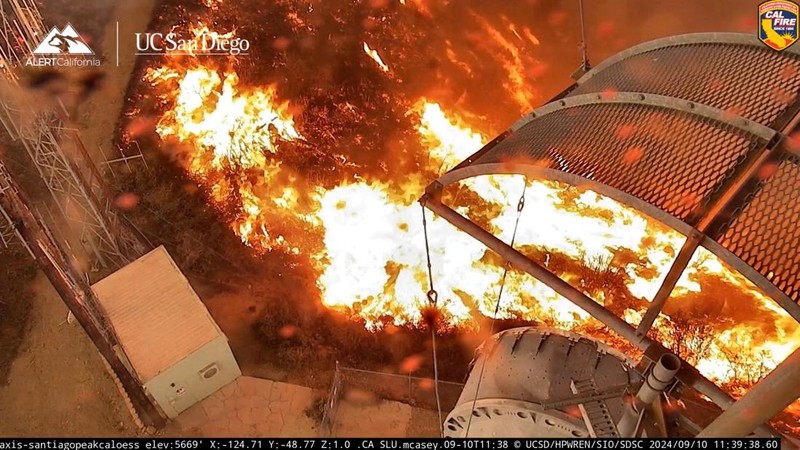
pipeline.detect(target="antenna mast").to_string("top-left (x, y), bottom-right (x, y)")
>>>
top-left (573, 0), bottom-right (591, 79)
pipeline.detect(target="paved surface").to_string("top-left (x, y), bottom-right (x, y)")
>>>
top-left (168, 377), bottom-right (319, 437)
top-left (333, 398), bottom-right (412, 437)
top-left (331, 390), bottom-right (441, 438)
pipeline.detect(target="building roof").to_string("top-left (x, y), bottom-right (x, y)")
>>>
top-left (91, 246), bottom-right (222, 382)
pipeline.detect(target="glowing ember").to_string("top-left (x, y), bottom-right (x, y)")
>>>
top-left (471, 12), bottom-right (539, 111)
top-left (363, 42), bottom-right (390, 73)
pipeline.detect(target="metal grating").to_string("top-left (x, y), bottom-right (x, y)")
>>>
top-left (571, 43), bottom-right (800, 128)
top-left (472, 103), bottom-right (762, 221)
top-left (715, 153), bottom-right (800, 303)
top-left (430, 33), bottom-right (800, 318)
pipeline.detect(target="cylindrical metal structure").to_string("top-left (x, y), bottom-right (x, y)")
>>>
top-left (617, 354), bottom-right (681, 437)
top-left (444, 327), bottom-right (639, 438)
top-left (637, 354), bottom-right (682, 406)
top-left (698, 346), bottom-right (800, 438)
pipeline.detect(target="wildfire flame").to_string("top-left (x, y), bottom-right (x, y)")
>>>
top-left (140, 17), bottom-right (800, 431)
top-left (201, 0), bottom-right (223, 8)
top-left (363, 42), bottom-right (390, 73)
top-left (472, 12), bottom-right (538, 111)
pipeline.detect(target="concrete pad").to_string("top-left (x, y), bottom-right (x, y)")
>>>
top-left (270, 382), bottom-right (294, 402)
top-left (220, 380), bottom-right (240, 399)
top-left (170, 376), bottom-right (318, 437)
top-left (333, 398), bottom-right (414, 437)
top-left (177, 403), bottom-right (208, 430)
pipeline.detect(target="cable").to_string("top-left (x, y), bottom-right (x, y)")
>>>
top-left (431, 326), bottom-right (444, 436)
top-left (464, 178), bottom-right (527, 437)
top-left (421, 203), bottom-right (437, 303)
top-left (421, 203), bottom-right (444, 436)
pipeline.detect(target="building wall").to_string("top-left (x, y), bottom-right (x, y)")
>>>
top-left (144, 335), bottom-right (241, 419)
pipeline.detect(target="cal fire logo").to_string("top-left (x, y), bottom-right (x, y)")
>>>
top-left (759, 0), bottom-right (799, 51)
top-left (32, 24), bottom-right (94, 55)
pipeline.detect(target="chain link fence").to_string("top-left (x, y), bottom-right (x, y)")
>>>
top-left (319, 362), bottom-right (464, 436)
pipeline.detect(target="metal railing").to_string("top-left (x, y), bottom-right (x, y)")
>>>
top-left (319, 362), bottom-right (464, 437)
top-left (319, 361), bottom-right (343, 436)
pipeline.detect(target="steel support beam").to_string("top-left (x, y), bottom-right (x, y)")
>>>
top-left (510, 92), bottom-right (776, 141)
top-left (636, 230), bottom-right (703, 336)
top-left (0, 181), bottom-right (165, 428)
top-left (698, 103), bottom-right (800, 240)
top-left (698, 346), bottom-right (800, 438)
top-left (0, 160), bottom-right (31, 254)
top-left (421, 195), bottom-right (784, 440)
top-left (0, 205), bottom-right (14, 247)
top-left (0, 0), bottom-right (145, 273)
top-left (422, 194), bottom-right (647, 348)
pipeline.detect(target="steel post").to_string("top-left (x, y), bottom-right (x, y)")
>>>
top-left (698, 346), bottom-right (800, 438)
top-left (618, 354), bottom-right (681, 437)
top-left (422, 196), bottom-right (648, 348)
top-left (636, 231), bottom-right (703, 336)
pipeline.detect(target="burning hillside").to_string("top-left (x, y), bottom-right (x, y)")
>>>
top-left (127, 0), bottom-right (799, 433)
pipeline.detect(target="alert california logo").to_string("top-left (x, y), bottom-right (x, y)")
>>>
top-left (25, 23), bottom-right (101, 67)
top-left (759, 0), bottom-right (799, 51)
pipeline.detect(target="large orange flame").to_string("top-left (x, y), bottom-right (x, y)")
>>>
top-left (141, 20), bottom-right (799, 431)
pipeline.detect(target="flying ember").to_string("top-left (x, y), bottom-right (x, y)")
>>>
top-left (363, 42), bottom-right (390, 73)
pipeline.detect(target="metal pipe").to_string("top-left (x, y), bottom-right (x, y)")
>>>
top-left (422, 197), bottom-right (648, 349)
top-left (698, 346), bottom-right (800, 438)
top-left (641, 354), bottom-right (682, 405)
top-left (618, 354), bottom-right (681, 437)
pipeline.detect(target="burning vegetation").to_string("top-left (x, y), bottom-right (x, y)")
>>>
top-left (122, 0), bottom-right (799, 434)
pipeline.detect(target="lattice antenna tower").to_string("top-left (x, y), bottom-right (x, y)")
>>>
top-left (0, 159), bottom-right (27, 251)
top-left (0, 0), bottom-right (144, 271)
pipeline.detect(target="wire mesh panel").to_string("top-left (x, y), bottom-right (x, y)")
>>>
top-left (337, 366), bottom-right (463, 412)
top-left (472, 102), bottom-right (763, 221)
top-left (319, 364), bottom-right (343, 437)
top-left (321, 365), bottom-right (464, 437)
top-left (572, 41), bottom-right (800, 128)
top-left (433, 34), bottom-right (800, 318)
top-left (715, 152), bottom-right (800, 304)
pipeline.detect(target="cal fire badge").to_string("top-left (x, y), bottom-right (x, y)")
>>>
top-left (759, 0), bottom-right (799, 51)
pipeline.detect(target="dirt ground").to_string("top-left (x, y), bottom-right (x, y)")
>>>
top-left (0, 249), bottom-right (35, 386)
top-left (0, 274), bottom-right (137, 437)
top-left (0, 0), bottom-right (156, 437)
top-left (201, 289), bottom-right (291, 380)
top-left (75, 0), bottom-right (157, 162)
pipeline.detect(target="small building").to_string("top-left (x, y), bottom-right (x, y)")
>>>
top-left (92, 246), bottom-right (241, 419)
